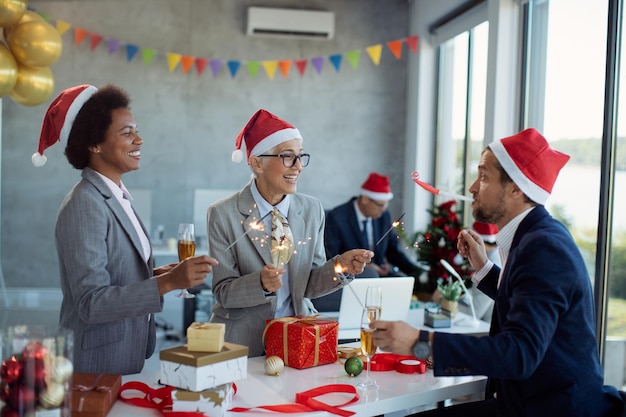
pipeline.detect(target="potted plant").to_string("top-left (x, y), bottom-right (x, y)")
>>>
top-left (437, 278), bottom-right (463, 317)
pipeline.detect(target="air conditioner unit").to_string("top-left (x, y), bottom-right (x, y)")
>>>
top-left (246, 7), bottom-right (335, 40)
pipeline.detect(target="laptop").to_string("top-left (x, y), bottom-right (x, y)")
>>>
top-left (333, 277), bottom-right (415, 341)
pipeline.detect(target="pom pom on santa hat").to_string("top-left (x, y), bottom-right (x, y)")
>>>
top-left (32, 84), bottom-right (98, 167)
top-left (360, 172), bottom-right (393, 201)
top-left (488, 128), bottom-right (570, 205)
top-left (232, 109), bottom-right (302, 163)
top-left (472, 221), bottom-right (499, 244)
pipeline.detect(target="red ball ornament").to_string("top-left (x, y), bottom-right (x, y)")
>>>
top-left (0, 356), bottom-right (22, 386)
top-left (6, 385), bottom-right (37, 411)
top-left (21, 341), bottom-right (47, 361)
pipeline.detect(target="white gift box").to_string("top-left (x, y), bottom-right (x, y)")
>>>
top-left (160, 342), bottom-right (248, 391)
top-left (171, 382), bottom-right (234, 416)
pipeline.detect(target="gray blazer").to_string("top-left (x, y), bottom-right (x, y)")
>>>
top-left (56, 167), bottom-right (163, 374)
top-left (207, 182), bottom-right (348, 357)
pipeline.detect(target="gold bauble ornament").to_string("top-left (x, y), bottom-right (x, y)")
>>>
top-left (0, 0), bottom-right (27, 27)
top-left (6, 20), bottom-right (62, 67)
top-left (4, 10), bottom-right (45, 41)
top-left (39, 382), bottom-right (65, 408)
top-left (264, 355), bottom-right (284, 376)
top-left (0, 42), bottom-right (17, 96)
top-left (9, 63), bottom-right (54, 106)
top-left (51, 356), bottom-right (73, 383)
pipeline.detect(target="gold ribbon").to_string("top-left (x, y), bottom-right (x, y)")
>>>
top-left (263, 315), bottom-right (335, 367)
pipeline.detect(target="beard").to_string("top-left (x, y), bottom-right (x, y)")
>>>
top-left (473, 191), bottom-right (506, 225)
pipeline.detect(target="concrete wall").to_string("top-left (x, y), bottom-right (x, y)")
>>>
top-left (1, 0), bottom-right (411, 287)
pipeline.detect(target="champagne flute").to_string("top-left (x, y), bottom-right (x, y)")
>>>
top-left (358, 285), bottom-right (382, 389)
top-left (176, 223), bottom-right (196, 299)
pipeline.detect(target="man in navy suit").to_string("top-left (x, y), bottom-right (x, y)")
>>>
top-left (372, 129), bottom-right (624, 417)
top-left (325, 172), bottom-right (419, 277)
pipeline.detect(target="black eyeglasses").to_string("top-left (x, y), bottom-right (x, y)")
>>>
top-left (257, 153), bottom-right (311, 168)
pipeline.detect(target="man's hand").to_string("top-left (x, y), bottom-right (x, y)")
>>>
top-left (370, 320), bottom-right (420, 356)
top-left (457, 229), bottom-right (488, 271)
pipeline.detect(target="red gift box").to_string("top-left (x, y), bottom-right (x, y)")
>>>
top-left (71, 373), bottom-right (121, 417)
top-left (263, 315), bottom-right (338, 369)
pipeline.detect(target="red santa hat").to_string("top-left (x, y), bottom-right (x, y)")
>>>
top-left (488, 128), bottom-right (570, 205)
top-left (32, 84), bottom-right (98, 167)
top-left (232, 109), bottom-right (302, 163)
top-left (360, 172), bottom-right (393, 201)
top-left (472, 221), bottom-right (499, 244)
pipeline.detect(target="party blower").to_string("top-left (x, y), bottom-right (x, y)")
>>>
top-left (411, 171), bottom-right (473, 202)
top-left (439, 259), bottom-right (479, 327)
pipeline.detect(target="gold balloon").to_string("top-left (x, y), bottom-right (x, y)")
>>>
top-left (0, 42), bottom-right (17, 96)
top-left (9, 63), bottom-right (54, 106)
top-left (4, 10), bottom-right (45, 41)
top-left (7, 20), bottom-right (63, 67)
top-left (0, 0), bottom-right (26, 27)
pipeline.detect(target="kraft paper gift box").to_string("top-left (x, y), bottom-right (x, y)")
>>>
top-left (160, 342), bottom-right (248, 391)
top-left (263, 315), bottom-right (338, 370)
top-left (187, 322), bottom-right (225, 352)
top-left (70, 373), bottom-right (122, 417)
top-left (171, 382), bottom-right (234, 416)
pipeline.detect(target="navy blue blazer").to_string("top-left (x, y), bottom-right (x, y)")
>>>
top-left (324, 197), bottom-right (416, 275)
top-left (431, 206), bottom-right (623, 416)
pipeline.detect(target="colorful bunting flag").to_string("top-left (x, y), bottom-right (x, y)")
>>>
top-left (126, 45), bottom-right (139, 62)
top-left (294, 59), bottom-right (307, 76)
top-left (387, 40), bottom-right (402, 59)
top-left (329, 54), bottom-right (342, 72)
top-left (195, 58), bottom-right (208, 76)
top-left (345, 50), bottom-right (360, 69)
top-left (227, 61), bottom-right (240, 78)
top-left (262, 61), bottom-right (278, 80)
top-left (74, 27), bottom-right (88, 46)
top-left (142, 48), bottom-right (156, 66)
top-left (181, 56), bottom-right (195, 74)
top-left (366, 44), bottom-right (383, 65)
top-left (406, 35), bottom-right (419, 54)
top-left (246, 61), bottom-right (261, 79)
top-left (107, 39), bottom-right (121, 55)
top-left (56, 20), bottom-right (71, 36)
top-left (90, 34), bottom-right (103, 51)
top-left (209, 59), bottom-right (222, 77)
top-left (278, 60), bottom-right (291, 78)
top-left (167, 53), bottom-right (182, 72)
top-left (311, 56), bottom-right (324, 74)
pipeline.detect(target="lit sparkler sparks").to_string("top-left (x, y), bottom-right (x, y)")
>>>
top-left (374, 212), bottom-right (406, 248)
top-left (225, 211), bottom-right (271, 251)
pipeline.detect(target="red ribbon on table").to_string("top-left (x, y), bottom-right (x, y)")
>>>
top-left (118, 381), bottom-right (237, 417)
top-left (366, 353), bottom-right (426, 374)
top-left (230, 383), bottom-right (359, 417)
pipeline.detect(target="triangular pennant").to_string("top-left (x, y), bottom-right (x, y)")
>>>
top-left (90, 34), bottom-right (104, 51)
top-left (366, 45), bottom-right (383, 65)
top-left (294, 59), bottom-right (307, 76)
top-left (38, 12), bottom-right (51, 22)
top-left (181, 55), bottom-right (195, 74)
top-left (262, 61), bottom-right (278, 80)
top-left (345, 50), bottom-right (360, 69)
top-left (227, 61), bottom-right (240, 78)
top-left (311, 56), bottom-right (324, 74)
top-left (107, 39), bottom-right (121, 55)
top-left (126, 44), bottom-right (139, 62)
top-left (247, 61), bottom-right (262, 79)
top-left (209, 59), bottom-right (222, 77)
top-left (167, 53), bottom-right (182, 72)
top-left (387, 40), bottom-right (403, 60)
top-left (56, 20), bottom-right (71, 36)
top-left (142, 48), bottom-right (157, 66)
top-left (195, 58), bottom-right (208, 76)
top-left (278, 60), bottom-right (291, 78)
top-left (74, 27), bottom-right (88, 46)
top-left (329, 54), bottom-right (342, 72)
top-left (406, 35), bottom-right (419, 54)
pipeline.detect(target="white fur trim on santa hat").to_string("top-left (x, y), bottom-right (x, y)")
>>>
top-left (361, 189), bottom-right (393, 201)
top-left (248, 127), bottom-right (302, 157)
top-left (489, 140), bottom-right (550, 205)
top-left (59, 85), bottom-right (98, 145)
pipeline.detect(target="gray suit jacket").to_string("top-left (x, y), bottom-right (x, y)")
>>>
top-left (207, 182), bottom-right (348, 357)
top-left (56, 167), bottom-right (163, 374)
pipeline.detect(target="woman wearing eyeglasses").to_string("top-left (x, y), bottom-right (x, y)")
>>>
top-left (206, 109), bottom-right (373, 357)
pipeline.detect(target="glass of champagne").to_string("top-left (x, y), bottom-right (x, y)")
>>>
top-left (358, 285), bottom-right (382, 389)
top-left (177, 223), bottom-right (196, 299)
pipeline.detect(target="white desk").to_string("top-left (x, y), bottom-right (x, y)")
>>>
top-left (109, 309), bottom-right (489, 416)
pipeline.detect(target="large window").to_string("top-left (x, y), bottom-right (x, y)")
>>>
top-left (435, 22), bottom-right (489, 223)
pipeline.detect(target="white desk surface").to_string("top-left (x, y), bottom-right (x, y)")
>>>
top-left (110, 309), bottom-right (489, 417)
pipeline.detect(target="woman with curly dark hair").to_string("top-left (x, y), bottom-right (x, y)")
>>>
top-left (34, 84), bottom-right (218, 374)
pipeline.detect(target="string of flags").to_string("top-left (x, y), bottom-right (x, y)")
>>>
top-left (31, 7), bottom-right (419, 80)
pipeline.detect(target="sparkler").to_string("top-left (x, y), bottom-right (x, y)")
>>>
top-left (225, 211), bottom-right (271, 251)
top-left (411, 171), bottom-right (473, 202)
top-left (334, 263), bottom-right (365, 310)
top-left (374, 212), bottom-right (406, 248)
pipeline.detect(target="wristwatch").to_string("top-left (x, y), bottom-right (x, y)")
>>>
top-left (414, 331), bottom-right (431, 359)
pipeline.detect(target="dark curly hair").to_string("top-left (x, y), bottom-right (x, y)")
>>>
top-left (64, 84), bottom-right (131, 169)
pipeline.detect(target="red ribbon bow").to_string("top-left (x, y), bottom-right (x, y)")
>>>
top-left (230, 383), bottom-right (359, 417)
